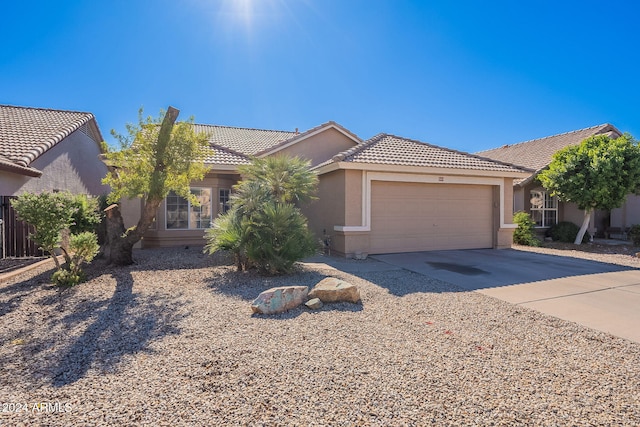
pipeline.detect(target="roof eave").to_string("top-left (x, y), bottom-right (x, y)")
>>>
top-left (0, 162), bottom-right (43, 177)
top-left (315, 161), bottom-right (533, 178)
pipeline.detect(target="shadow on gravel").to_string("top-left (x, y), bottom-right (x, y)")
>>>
top-left (25, 268), bottom-right (185, 387)
top-left (0, 267), bottom-right (56, 317)
top-left (207, 265), bottom-right (365, 316)
top-left (207, 267), bottom-right (330, 302)
top-left (251, 300), bottom-right (364, 320)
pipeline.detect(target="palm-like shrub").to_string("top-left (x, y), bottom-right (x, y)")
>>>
top-left (244, 202), bottom-right (317, 275)
top-left (204, 155), bottom-right (319, 274)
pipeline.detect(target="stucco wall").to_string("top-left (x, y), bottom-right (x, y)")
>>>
top-left (0, 130), bottom-right (109, 196)
top-left (139, 173), bottom-right (240, 248)
top-left (513, 186), bottom-right (525, 213)
top-left (274, 128), bottom-right (358, 167)
top-left (304, 169), bottom-right (347, 243)
top-left (611, 194), bottom-right (640, 229)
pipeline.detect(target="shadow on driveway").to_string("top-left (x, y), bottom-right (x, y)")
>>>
top-left (371, 249), bottom-right (635, 291)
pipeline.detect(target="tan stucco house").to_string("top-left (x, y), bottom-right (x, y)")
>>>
top-left (0, 105), bottom-right (110, 256)
top-left (477, 123), bottom-right (639, 238)
top-left (123, 121), bottom-right (530, 256)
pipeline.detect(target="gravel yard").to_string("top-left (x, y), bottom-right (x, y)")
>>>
top-left (1, 246), bottom-right (639, 426)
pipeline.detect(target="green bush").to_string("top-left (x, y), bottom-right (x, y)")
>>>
top-left (51, 269), bottom-right (84, 287)
top-left (204, 156), bottom-right (319, 275)
top-left (547, 221), bottom-right (590, 243)
top-left (244, 202), bottom-right (318, 275)
top-left (12, 192), bottom-right (100, 286)
top-left (52, 232), bottom-right (99, 286)
top-left (629, 224), bottom-right (640, 246)
top-left (513, 211), bottom-right (540, 246)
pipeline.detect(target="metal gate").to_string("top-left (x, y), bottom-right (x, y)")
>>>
top-left (1, 196), bottom-right (44, 258)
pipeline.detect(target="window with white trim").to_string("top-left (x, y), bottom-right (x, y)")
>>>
top-left (166, 188), bottom-right (212, 229)
top-left (219, 189), bottom-right (230, 214)
top-left (530, 189), bottom-right (557, 227)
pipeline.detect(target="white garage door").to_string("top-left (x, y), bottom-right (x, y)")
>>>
top-left (370, 181), bottom-right (494, 253)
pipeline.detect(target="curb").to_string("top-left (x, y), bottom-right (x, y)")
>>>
top-left (0, 256), bottom-right (61, 283)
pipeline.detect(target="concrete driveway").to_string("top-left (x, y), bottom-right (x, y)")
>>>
top-left (372, 249), bottom-right (640, 343)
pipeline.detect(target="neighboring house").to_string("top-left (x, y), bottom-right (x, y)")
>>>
top-left (476, 124), bottom-right (636, 237)
top-left (124, 122), bottom-right (530, 256)
top-left (0, 105), bottom-right (110, 257)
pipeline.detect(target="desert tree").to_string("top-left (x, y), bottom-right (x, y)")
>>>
top-left (101, 106), bottom-right (212, 265)
top-left (539, 133), bottom-right (640, 244)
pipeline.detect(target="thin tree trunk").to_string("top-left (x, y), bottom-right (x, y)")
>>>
top-left (575, 208), bottom-right (592, 244)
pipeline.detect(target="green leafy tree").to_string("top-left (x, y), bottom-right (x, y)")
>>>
top-left (101, 106), bottom-right (213, 265)
top-left (205, 155), bottom-right (318, 274)
top-left (12, 192), bottom-right (101, 285)
top-left (539, 133), bottom-right (640, 244)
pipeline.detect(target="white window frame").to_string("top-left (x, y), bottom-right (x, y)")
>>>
top-left (165, 187), bottom-right (213, 230)
top-left (530, 189), bottom-right (558, 228)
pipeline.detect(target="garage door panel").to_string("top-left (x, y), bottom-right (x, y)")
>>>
top-left (370, 182), bottom-right (493, 253)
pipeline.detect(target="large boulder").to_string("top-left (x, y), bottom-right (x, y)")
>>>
top-left (308, 278), bottom-right (360, 304)
top-left (251, 286), bottom-right (309, 315)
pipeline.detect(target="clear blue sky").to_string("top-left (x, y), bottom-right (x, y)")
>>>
top-left (1, 0), bottom-right (638, 153)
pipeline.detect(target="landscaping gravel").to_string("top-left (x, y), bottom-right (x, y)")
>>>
top-left (1, 246), bottom-right (639, 426)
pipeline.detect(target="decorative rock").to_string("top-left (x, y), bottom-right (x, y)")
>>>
top-left (305, 298), bottom-right (323, 310)
top-left (251, 286), bottom-right (309, 314)
top-left (308, 277), bottom-right (361, 304)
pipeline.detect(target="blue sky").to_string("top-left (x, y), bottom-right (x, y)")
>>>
top-left (1, 0), bottom-right (638, 153)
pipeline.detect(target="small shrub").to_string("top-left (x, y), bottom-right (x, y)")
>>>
top-left (51, 269), bottom-right (84, 287)
top-left (629, 224), bottom-right (640, 246)
top-left (513, 211), bottom-right (540, 246)
top-left (547, 221), bottom-right (590, 243)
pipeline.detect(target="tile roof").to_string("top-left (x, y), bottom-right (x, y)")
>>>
top-left (327, 133), bottom-right (530, 173)
top-left (193, 124), bottom-right (297, 157)
top-left (476, 123), bottom-right (621, 172)
top-left (253, 121), bottom-right (362, 156)
top-left (204, 145), bottom-right (251, 166)
top-left (0, 105), bottom-right (100, 173)
top-left (194, 121), bottom-right (361, 167)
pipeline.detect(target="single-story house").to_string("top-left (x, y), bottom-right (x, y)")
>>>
top-left (476, 123), bottom-right (639, 237)
top-left (0, 104), bottom-right (110, 257)
top-left (123, 121), bottom-right (531, 256)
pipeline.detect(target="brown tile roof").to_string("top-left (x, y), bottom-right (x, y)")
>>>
top-left (327, 133), bottom-right (530, 173)
top-left (204, 146), bottom-right (251, 166)
top-left (195, 121), bottom-right (361, 167)
top-left (193, 124), bottom-right (297, 157)
top-left (0, 105), bottom-right (101, 174)
top-left (476, 123), bottom-right (621, 172)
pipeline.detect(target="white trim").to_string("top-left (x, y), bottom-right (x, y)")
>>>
top-left (316, 161), bottom-right (530, 178)
top-left (334, 171), bottom-right (514, 232)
